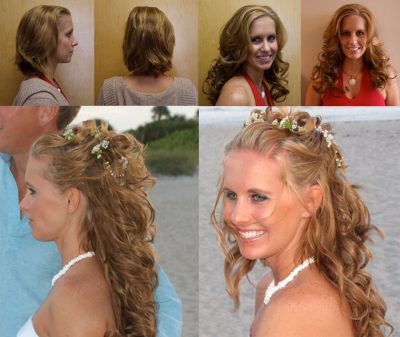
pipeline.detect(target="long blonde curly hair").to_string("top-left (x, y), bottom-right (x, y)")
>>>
top-left (202, 5), bottom-right (289, 105)
top-left (212, 109), bottom-right (393, 337)
top-left (312, 3), bottom-right (396, 94)
top-left (30, 120), bottom-right (158, 337)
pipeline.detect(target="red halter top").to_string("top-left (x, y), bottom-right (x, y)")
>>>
top-left (243, 73), bottom-right (274, 106)
top-left (321, 67), bottom-right (385, 106)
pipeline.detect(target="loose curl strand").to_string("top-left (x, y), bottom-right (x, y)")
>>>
top-left (202, 5), bottom-right (289, 105)
top-left (312, 3), bottom-right (396, 94)
top-left (212, 108), bottom-right (393, 337)
top-left (30, 120), bottom-right (158, 337)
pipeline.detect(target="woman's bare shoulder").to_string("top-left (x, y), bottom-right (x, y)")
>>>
top-left (47, 272), bottom-right (114, 337)
top-left (216, 76), bottom-right (253, 106)
top-left (252, 272), bottom-right (353, 337)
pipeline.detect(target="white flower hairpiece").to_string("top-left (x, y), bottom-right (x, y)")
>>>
top-left (244, 110), bottom-right (266, 126)
top-left (272, 117), bottom-right (301, 132)
top-left (63, 128), bottom-right (75, 141)
top-left (91, 139), bottom-right (109, 159)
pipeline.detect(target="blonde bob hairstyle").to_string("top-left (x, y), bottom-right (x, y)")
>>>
top-left (30, 120), bottom-right (158, 337)
top-left (202, 5), bottom-right (289, 105)
top-left (123, 6), bottom-right (175, 76)
top-left (212, 109), bottom-right (392, 337)
top-left (15, 5), bottom-right (71, 76)
top-left (312, 3), bottom-right (395, 93)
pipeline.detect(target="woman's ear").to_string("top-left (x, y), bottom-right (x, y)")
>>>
top-left (302, 184), bottom-right (323, 218)
top-left (64, 187), bottom-right (82, 213)
top-left (38, 106), bottom-right (58, 126)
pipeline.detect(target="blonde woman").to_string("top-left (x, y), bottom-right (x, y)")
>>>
top-left (97, 6), bottom-right (197, 106)
top-left (14, 5), bottom-right (78, 105)
top-left (202, 5), bottom-right (289, 106)
top-left (212, 109), bottom-right (392, 336)
top-left (18, 121), bottom-right (158, 337)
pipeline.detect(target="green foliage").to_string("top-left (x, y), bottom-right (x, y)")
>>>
top-left (129, 115), bottom-right (197, 144)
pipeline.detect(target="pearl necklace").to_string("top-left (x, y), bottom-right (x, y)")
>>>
top-left (51, 251), bottom-right (95, 287)
top-left (264, 257), bottom-right (315, 305)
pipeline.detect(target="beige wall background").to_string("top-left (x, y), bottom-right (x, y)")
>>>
top-left (0, 0), bottom-right (94, 105)
top-left (199, 0), bottom-right (301, 106)
top-left (94, 0), bottom-right (198, 102)
top-left (301, 0), bottom-right (400, 104)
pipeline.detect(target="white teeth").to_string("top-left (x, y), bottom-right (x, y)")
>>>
top-left (239, 230), bottom-right (265, 239)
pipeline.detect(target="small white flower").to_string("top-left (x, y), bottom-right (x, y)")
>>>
top-left (63, 129), bottom-right (75, 141)
top-left (91, 144), bottom-right (100, 154)
top-left (101, 139), bottom-right (109, 149)
top-left (119, 156), bottom-right (128, 170)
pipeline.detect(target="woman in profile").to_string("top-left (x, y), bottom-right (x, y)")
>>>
top-left (202, 5), bottom-right (289, 106)
top-left (212, 108), bottom-right (392, 336)
top-left (18, 121), bottom-right (157, 337)
top-left (97, 6), bottom-right (197, 106)
top-left (14, 5), bottom-right (78, 105)
top-left (305, 3), bottom-right (399, 106)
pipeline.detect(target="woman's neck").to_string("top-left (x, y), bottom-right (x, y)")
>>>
top-left (244, 66), bottom-right (264, 89)
top-left (43, 59), bottom-right (58, 84)
top-left (342, 58), bottom-right (364, 75)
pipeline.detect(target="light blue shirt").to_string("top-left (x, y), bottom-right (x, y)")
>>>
top-left (0, 153), bottom-right (182, 337)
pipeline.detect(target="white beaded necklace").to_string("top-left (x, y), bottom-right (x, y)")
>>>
top-left (264, 257), bottom-right (315, 305)
top-left (51, 251), bottom-right (95, 287)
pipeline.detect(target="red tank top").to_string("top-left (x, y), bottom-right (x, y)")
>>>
top-left (243, 73), bottom-right (274, 106)
top-left (322, 67), bottom-right (385, 106)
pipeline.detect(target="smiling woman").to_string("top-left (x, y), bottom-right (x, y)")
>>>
top-left (305, 3), bottom-right (400, 106)
top-left (13, 5), bottom-right (78, 105)
top-left (202, 5), bottom-right (289, 106)
top-left (211, 108), bottom-right (393, 337)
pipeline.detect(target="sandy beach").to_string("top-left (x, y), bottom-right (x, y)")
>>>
top-left (150, 174), bottom-right (199, 337)
top-left (199, 111), bottom-right (400, 337)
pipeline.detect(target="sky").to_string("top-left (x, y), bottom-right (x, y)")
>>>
top-left (74, 106), bottom-right (198, 131)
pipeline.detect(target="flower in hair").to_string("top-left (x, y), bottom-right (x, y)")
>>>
top-left (63, 128), bottom-right (75, 141)
top-left (91, 139), bottom-right (110, 159)
top-left (244, 110), bottom-right (266, 126)
top-left (272, 117), bottom-right (300, 132)
top-left (119, 156), bottom-right (128, 170)
top-left (316, 126), bottom-right (335, 148)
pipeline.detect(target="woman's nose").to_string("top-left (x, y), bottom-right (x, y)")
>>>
top-left (72, 37), bottom-right (78, 47)
top-left (230, 200), bottom-right (251, 225)
top-left (19, 193), bottom-right (29, 212)
top-left (260, 39), bottom-right (270, 51)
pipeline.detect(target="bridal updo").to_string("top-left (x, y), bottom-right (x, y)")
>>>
top-left (30, 120), bottom-right (157, 337)
top-left (211, 108), bottom-right (392, 337)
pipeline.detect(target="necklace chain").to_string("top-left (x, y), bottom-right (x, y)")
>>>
top-left (51, 251), bottom-right (95, 287)
top-left (264, 257), bottom-right (315, 305)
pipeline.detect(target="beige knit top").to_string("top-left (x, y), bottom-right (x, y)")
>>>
top-left (97, 76), bottom-right (198, 106)
top-left (13, 78), bottom-right (69, 106)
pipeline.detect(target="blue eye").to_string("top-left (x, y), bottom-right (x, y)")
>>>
top-left (356, 31), bottom-right (364, 37)
top-left (251, 193), bottom-right (268, 202)
top-left (341, 31), bottom-right (350, 37)
top-left (267, 35), bottom-right (276, 42)
top-left (223, 191), bottom-right (237, 201)
top-left (251, 36), bottom-right (262, 44)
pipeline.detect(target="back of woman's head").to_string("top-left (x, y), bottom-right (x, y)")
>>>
top-left (30, 120), bottom-right (157, 337)
top-left (15, 5), bottom-right (71, 76)
top-left (123, 6), bottom-right (175, 76)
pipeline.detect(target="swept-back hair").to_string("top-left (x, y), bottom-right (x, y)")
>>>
top-left (31, 120), bottom-right (157, 337)
top-left (212, 108), bottom-right (392, 337)
top-left (202, 5), bottom-right (289, 104)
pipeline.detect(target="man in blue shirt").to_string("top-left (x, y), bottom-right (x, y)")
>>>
top-left (0, 106), bottom-right (181, 337)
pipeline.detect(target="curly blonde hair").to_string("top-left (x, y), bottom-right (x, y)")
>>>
top-left (30, 120), bottom-right (157, 337)
top-left (212, 109), bottom-right (393, 337)
top-left (123, 6), bottom-right (175, 76)
top-left (202, 5), bottom-right (289, 105)
top-left (311, 3), bottom-right (396, 94)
